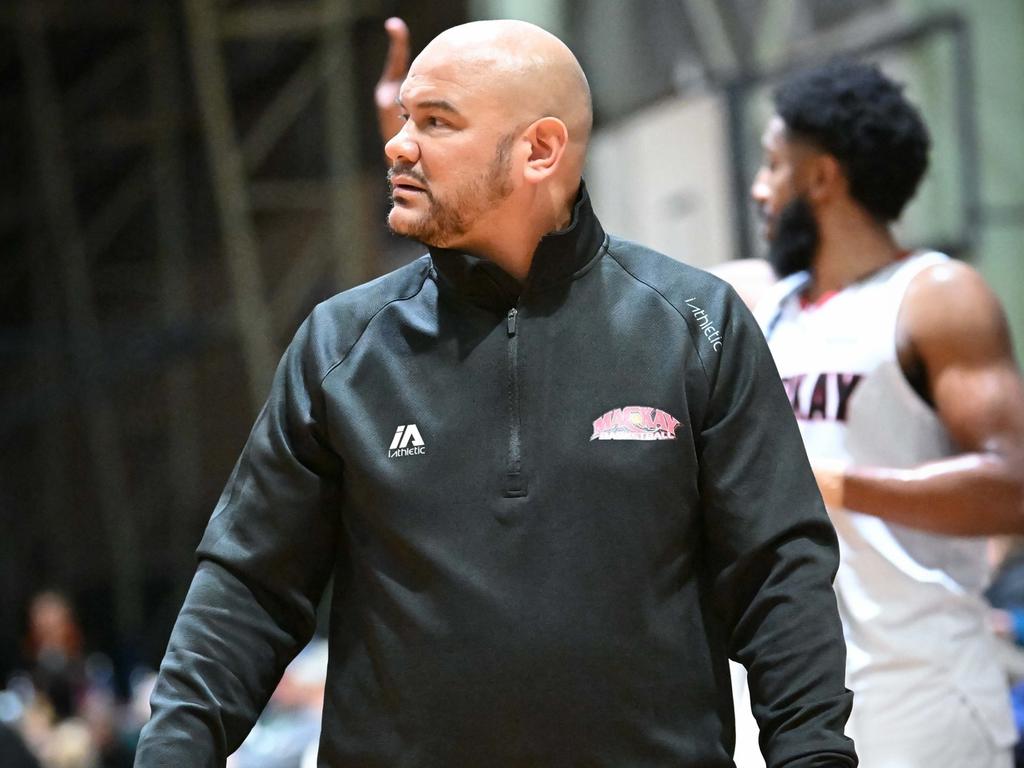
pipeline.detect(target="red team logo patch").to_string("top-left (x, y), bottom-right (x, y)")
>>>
top-left (591, 406), bottom-right (681, 441)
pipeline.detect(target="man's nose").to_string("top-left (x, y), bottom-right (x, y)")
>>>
top-left (750, 168), bottom-right (771, 203)
top-left (385, 124), bottom-right (420, 166)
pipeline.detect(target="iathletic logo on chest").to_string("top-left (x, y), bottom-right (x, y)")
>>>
top-left (782, 373), bottom-right (863, 422)
top-left (389, 424), bottom-right (426, 458)
top-left (591, 406), bottom-right (681, 441)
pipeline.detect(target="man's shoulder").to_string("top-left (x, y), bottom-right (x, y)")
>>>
top-left (315, 255), bottom-right (433, 319)
top-left (294, 255), bottom-right (433, 374)
top-left (603, 235), bottom-right (739, 316)
top-left (602, 237), bottom-right (768, 376)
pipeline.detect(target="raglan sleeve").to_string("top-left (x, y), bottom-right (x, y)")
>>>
top-left (695, 286), bottom-right (857, 768)
top-left (134, 309), bottom-right (343, 767)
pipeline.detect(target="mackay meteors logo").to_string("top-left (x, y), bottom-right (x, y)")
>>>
top-left (591, 406), bottom-right (681, 441)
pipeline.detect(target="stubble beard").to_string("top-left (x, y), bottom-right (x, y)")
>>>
top-left (388, 133), bottom-right (516, 248)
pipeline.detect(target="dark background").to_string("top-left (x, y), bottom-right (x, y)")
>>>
top-left (0, 0), bottom-right (469, 691)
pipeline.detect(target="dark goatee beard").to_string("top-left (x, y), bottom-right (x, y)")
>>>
top-left (767, 196), bottom-right (819, 278)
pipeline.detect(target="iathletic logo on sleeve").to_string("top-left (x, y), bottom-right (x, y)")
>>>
top-left (389, 424), bottom-right (426, 458)
top-left (684, 297), bottom-right (722, 351)
top-left (591, 406), bottom-right (681, 441)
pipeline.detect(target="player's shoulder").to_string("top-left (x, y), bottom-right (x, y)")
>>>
top-left (904, 251), bottom-right (986, 297)
top-left (903, 251), bottom-right (1001, 320)
top-left (900, 251), bottom-right (1011, 358)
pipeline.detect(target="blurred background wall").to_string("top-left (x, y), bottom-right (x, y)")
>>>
top-left (1, 0), bottom-right (1021, 696)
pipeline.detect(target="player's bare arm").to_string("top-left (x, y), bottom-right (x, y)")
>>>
top-left (816, 261), bottom-right (1024, 534)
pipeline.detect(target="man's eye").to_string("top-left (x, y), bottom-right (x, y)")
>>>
top-left (398, 113), bottom-right (410, 122)
top-left (427, 116), bottom-right (448, 128)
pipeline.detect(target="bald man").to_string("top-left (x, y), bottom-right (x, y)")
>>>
top-left (136, 22), bottom-right (856, 767)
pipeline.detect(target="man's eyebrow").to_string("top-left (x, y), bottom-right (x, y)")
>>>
top-left (396, 97), bottom-right (462, 115)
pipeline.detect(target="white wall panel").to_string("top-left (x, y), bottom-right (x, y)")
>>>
top-left (586, 94), bottom-right (736, 269)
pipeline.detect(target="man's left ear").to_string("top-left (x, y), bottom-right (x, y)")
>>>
top-left (523, 117), bottom-right (569, 183)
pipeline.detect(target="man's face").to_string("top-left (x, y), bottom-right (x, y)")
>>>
top-left (384, 52), bottom-right (519, 248)
top-left (750, 115), bottom-right (820, 277)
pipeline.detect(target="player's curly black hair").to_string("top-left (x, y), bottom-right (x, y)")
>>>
top-left (773, 59), bottom-right (930, 222)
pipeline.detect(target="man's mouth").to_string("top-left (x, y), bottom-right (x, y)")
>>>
top-left (389, 170), bottom-right (429, 197)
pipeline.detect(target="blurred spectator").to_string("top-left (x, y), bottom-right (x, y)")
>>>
top-left (1, 592), bottom-right (156, 768)
top-left (23, 592), bottom-right (87, 722)
top-left (227, 640), bottom-right (328, 768)
top-left (79, 689), bottom-right (134, 768)
top-left (0, 721), bottom-right (41, 768)
top-left (38, 718), bottom-right (98, 768)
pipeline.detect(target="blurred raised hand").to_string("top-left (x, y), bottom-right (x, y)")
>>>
top-left (375, 17), bottom-right (410, 144)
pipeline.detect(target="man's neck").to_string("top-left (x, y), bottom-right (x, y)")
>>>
top-left (473, 239), bottom-right (542, 283)
top-left (807, 205), bottom-right (902, 302)
top-left (452, 189), bottom-right (576, 282)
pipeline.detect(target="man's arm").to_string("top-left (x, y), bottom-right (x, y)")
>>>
top-left (375, 17), bottom-right (409, 144)
top-left (697, 286), bottom-right (856, 768)
top-left (135, 312), bottom-right (343, 766)
top-left (815, 261), bottom-right (1024, 535)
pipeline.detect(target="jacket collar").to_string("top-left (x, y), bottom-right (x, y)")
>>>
top-left (429, 181), bottom-right (606, 313)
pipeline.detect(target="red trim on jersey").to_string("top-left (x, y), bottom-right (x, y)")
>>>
top-left (800, 251), bottom-right (914, 310)
top-left (799, 289), bottom-right (838, 309)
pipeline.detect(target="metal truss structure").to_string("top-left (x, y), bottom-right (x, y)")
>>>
top-left (2, 0), bottom-right (391, 655)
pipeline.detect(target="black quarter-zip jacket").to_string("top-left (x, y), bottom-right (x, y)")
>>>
top-left (136, 186), bottom-right (856, 768)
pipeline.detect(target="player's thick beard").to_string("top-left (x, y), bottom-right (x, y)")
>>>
top-left (767, 196), bottom-right (819, 278)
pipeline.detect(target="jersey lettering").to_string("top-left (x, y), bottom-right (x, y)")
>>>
top-left (782, 372), bottom-right (863, 423)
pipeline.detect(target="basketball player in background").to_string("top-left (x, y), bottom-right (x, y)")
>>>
top-left (727, 59), bottom-right (1024, 767)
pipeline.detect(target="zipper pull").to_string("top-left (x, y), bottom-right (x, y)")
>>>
top-left (506, 307), bottom-right (518, 336)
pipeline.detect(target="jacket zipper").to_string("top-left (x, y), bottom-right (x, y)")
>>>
top-left (504, 307), bottom-right (527, 497)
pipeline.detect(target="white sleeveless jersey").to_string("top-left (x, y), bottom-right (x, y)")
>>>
top-left (754, 251), bottom-right (1016, 751)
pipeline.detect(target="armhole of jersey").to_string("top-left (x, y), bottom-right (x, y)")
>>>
top-left (888, 251), bottom-right (950, 410)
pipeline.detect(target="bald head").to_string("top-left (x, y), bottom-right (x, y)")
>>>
top-left (411, 20), bottom-right (593, 161)
top-left (387, 21), bottom-right (593, 255)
